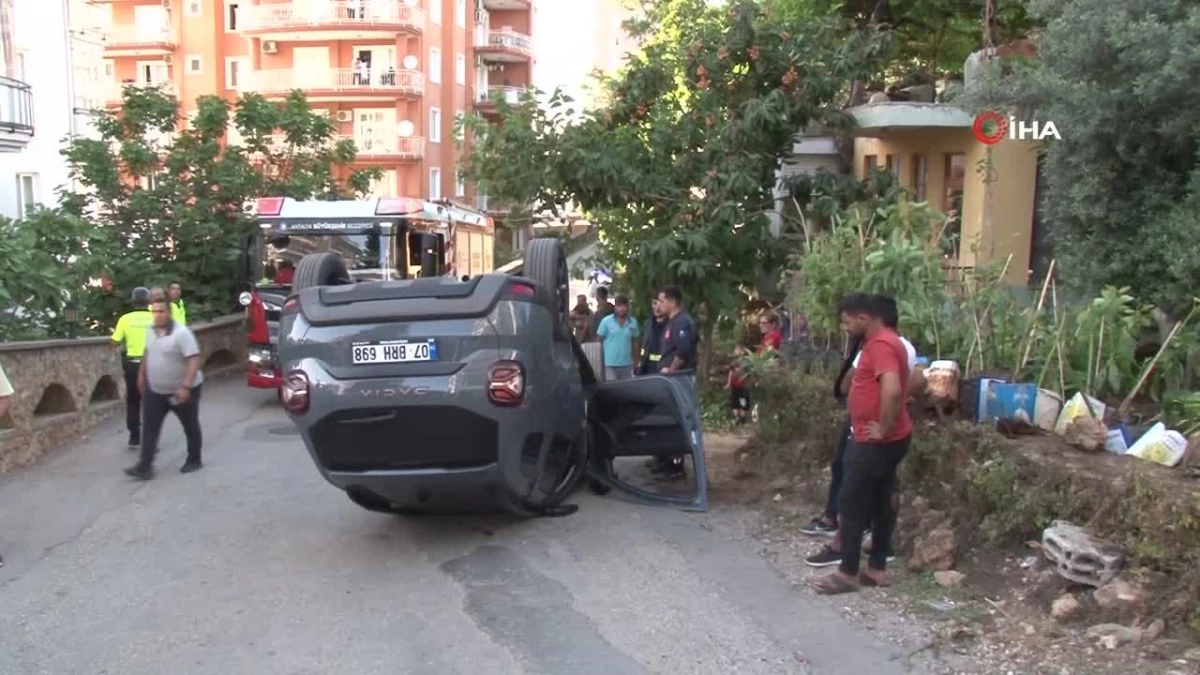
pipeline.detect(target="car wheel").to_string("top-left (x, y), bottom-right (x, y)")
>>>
top-left (294, 252), bottom-right (352, 290)
top-left (523, 237), bottom-right (570, 340)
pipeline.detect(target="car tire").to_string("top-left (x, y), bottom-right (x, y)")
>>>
top-left (580, 341), bottom-right (606, 382)
top-left (523, 237), bottom-right (570, 340)
top-left (294, 252), bottom-right (351, 290)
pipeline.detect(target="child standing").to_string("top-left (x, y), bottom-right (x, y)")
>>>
top-left (727, 345), bottom-right (751, 425)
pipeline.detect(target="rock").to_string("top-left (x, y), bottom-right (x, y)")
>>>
top-left (1042, 520), bottom-right (1124, 587)
top-left (934, 570), bottom-right (965, 587)
top-left (867, 91), bottom-right (890, 104)
top-left (1064, 416), bottom-right (1108, 452)
top-left (1144, 638), bottom-right (1192, 660)
top-left (917, 509), bottom-right (950, 533)
top-left (1093, 577), bottom-right (1148, 615)
top-left (1139, 618), bottom-right (1166, 643)
top-left (1085, 623), bottom-right (1141, 649)
top-left (1184, 646), bottom-right (1200, 661)
top-left (910, 495), bottom-right (931, 515)
top-left (909, 524), bottom-right (957, 572)
top-left (1050, 594), bottom-right (1081, 621)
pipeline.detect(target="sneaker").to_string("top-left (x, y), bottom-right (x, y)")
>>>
top-left (127, 434), bottom-right (140, 449)
top-left (805, 545), bottom-right (843, 567)
top-left (180, 460), bottom-right (203, 474)
top-left (123, 463), bottom-right (153, 480)
top-left (863, 536), bottom-right (896, 562)
top-left (800, 517), bottom-right (838, 537)
top-left (649, 458), bottom-right (683, 475)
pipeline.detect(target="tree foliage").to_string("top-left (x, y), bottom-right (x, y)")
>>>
top-left (6, 86), bottom-right (379, 337)
top-left (462, 0), bottom-right (884, 370)
top-left (766, 0), bottom-right (1038, 82)
top-left (958, 0), bottom-right (1200, 315)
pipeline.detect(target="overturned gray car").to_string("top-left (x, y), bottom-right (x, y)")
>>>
top-left (276, 238), bottom-right (707, 516)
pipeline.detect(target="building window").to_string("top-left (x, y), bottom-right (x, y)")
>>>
top-left (455, 53), bottom-right (466, 85)
top-left (430, 0), bottom-right (441, 24)
top-left (429, 107), bottom-right (442, 143)
top-left (455, 173), bottom-right (466, 197)
top-left (186, 55), bottom-right (203, 74)
top-left (429, 168), bottom-right (442, 199)
top-left (429, 47), bottom-right (441, 83)
top-left (943, 153), bottom-right (965, 213)
top-left (886, 154), bottom-right (900, 179)
top-left (862, 154), bottom-right (877, 179)
top-left (225, 58), bottom-right (246, 89)
top-left (912, 154), bottom-right (928, 201)
top-left (454, 109), bottom-right (464, 141)
top-left (186, 0), bottom-right (201, 16)
top-left (16, 173), bottom-right (38, 218)
top-left (226, 2), bottom-right (239, 31)
top-left (456, 0), bottom-right (466, 27)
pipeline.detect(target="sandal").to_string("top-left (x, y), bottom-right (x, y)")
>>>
top-left (813, 572), bottom-right (860, 595)
top-left (859, 571), bottom-right (892, 588)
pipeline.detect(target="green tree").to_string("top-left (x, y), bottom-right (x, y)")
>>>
top-left (58, 86), bottom-right (381, 330)
top-left (958, 0), bottom-right (1200, 315)
top-left (462, 0), bottom-right (882, 374)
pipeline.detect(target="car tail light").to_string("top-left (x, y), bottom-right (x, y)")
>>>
top-left (247, 293), bottom-right (270, 344)
top-left (280, 370), bottom-right (310, 413)
top-left (503, 281), bottom-right (536, 300)
top-left (255, 197), bottom-right (284, 216)
top-left (487, 361), bottom-right (524, 406)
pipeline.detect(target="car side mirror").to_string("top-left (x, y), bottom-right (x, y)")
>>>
top-left (419, 233), bottom-right (441, 278)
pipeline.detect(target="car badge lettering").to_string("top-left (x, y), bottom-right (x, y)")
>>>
top-left (358, 387), bottom-right (430, 397)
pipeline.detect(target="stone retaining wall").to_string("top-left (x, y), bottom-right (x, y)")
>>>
top-left (0, 315), bottom-right (246, 472)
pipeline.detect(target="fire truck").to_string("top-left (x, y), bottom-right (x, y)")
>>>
top-left (236, 196), bottom-right (495, 393)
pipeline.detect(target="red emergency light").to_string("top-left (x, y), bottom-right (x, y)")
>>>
top-left (376, 197), bottom-right (423, 215)
top-left (256, 197), bottom-right (284, 216)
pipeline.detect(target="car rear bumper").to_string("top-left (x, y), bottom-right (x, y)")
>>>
top-left (329, 464), bottom-right (506, 512)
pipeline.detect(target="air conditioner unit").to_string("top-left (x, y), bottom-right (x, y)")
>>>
top-left (335, 110), bottom-right (353, 123)
top-left (474, 55), bottom-right (483, 67)
top-left (262, 40), bottom-right (278, 54)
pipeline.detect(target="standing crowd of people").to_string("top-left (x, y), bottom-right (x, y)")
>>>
top-left (110, 281), bottom-right (205, 481)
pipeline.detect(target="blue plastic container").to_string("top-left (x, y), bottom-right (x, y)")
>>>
top-left (983, 382), bottom-right (1039, 424)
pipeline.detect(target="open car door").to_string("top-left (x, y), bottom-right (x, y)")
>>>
top-left (586, 371), bottom-right (708, 512)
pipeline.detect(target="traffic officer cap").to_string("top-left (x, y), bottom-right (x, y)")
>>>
top-left (131, 287), bottom-right (151, 305)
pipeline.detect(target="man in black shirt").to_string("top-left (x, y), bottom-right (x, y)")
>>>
top-left (638, 295), bottom-right (667, 375)
top-left (590, 286), bottom-right (615, 339)
top-left (652, 284), bottom-right (698, 480)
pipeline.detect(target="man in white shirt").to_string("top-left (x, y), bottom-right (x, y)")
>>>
top-left (803, 295), bottom-right (923, 567)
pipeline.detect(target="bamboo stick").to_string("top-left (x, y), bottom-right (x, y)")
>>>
top-left (1093, 316), bottom-right (1106, 392)
top-left (1117, 304), bottom-right (1200, 418)
top-left (1013, 259), bottom-right (1056, 380)
top-left (1052, 283), bottom-right (1067, 397)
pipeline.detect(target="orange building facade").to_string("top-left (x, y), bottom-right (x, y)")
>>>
top-left (96, 0), bottom-right (533, 205)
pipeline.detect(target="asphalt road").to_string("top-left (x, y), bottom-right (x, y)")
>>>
top-left (0, 378), bottom-right (921, 675)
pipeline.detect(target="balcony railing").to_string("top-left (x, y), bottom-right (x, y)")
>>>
top-left (240, 1), bottom-right (424, 32)
top-left (252, 134), bottom-right (425, 160)
top-left (103, 26), bottom-right (178, 49)
top-left (478, 29), bottom-right (533, 57)
top-left (0, 76), bottom-right (35, 151)
top-left (476, 85), bottom-right (528, 105)
top-left (242, 68), bottom-right (424, 96)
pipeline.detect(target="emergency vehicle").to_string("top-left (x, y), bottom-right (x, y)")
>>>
top-left (236, 196), bottom-right (494, 393)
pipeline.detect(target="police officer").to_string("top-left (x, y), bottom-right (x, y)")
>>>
top-left (638, 295), bottom-right (667, 375)
top-left (651, 284), bottom-right (699, 481)
top-left (168, 280), bottom-right (187, 326)
top-left (112, 287), bottom-right (153, 448)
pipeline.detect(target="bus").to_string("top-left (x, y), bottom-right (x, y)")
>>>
top-left (236, 196), bottom-right (494, 393)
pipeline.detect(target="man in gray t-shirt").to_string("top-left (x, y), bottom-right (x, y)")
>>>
top-left (125, 296), bottom-right (205, 480)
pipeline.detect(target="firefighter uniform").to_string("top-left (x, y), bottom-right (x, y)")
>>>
top-left (112, 289), bottom-right (153, 447)
top-left (638, 316), bottom-right (666, 375)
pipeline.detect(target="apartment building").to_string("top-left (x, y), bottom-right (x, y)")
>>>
top-left (97, 0), bottom-right (533, 203)
top-left (0, 0), bottom-right (105, 219)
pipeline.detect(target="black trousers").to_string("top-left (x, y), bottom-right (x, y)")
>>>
top-left (822, 421), bottom-right (853, 521)
top-left (122, 358), bottom-right (141, 437)
top-left (837, 435), bottom-right (911, 575)
top-left (138, 384), bottom-right (203, 466)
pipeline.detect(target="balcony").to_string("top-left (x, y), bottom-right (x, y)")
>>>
top-left (240, 1), bottom-right (423, 41)
top-left (0, 76), bottom-right (35, 152)
top-left (102, 26), bottom-right (178, 57)
top-left (241, 68), bottom-right (423, 101)
top-left (474, 85), bottom-right (528, 115)
top-left (252, 134), bottom-right (425, 161)
top-left (475, 29), bottom-right (533, 62)
top-left (481, 0), bottom-right (531, 9)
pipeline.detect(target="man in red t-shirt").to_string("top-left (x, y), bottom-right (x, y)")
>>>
top-left (757, 314), bottom-right (783, 354)
top-left (815, 292), bottom-right (912, 595)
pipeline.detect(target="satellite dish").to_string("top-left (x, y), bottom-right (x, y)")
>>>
top-left (397, 120), bottom-right (415, 137)
top-left (402, 54), bottom-right (418, 70)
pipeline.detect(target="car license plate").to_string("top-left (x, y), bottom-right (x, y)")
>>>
top-left (351, 340), bottom-right (437, 365)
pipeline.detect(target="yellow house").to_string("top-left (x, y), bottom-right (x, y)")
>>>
top-left (848, 102), bottom-right (1043, 285)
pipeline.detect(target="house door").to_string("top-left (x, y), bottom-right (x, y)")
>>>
top-left (136, 60), bottom-right (169, 86)
top-left (354, 46), bottom-right (396, 85)
top-left (354, 108), bottom-right (397, 153)
top-left (292, 47), bottom-right (331, 88)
